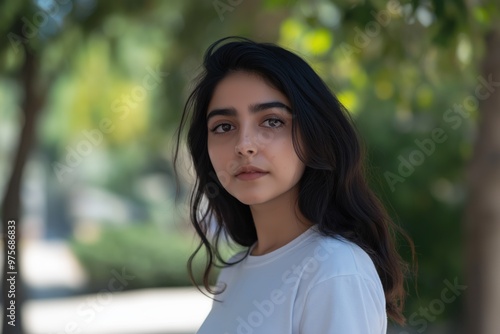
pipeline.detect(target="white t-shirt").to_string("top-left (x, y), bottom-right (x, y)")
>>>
top-left (196, 225), bottom-right (387, 334)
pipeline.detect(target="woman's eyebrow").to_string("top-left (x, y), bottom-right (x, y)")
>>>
top-left (207, 101), bottom-right (292, 122)
top-left (250, 101), bottom-right (292, 113)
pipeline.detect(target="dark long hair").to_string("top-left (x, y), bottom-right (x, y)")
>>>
top-left (174, 36), bottom-right (414, 325)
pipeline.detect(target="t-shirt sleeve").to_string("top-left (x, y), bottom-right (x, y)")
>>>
top-left (298, 274), bottom-right (387, 334)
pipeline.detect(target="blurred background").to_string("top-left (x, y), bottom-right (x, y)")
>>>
top-left (1, 0), bottom-right (499, 333)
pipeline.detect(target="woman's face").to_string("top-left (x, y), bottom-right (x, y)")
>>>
top-left (206, 71), bottom-right (305, 206)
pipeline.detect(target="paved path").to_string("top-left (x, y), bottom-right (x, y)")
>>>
top-left (21, 287), bottom-right (211, 334)
top-left (1, 241), bottom-right (211, 333)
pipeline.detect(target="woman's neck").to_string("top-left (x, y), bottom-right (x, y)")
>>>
top-left (249, 187), bottom-right (314, 256)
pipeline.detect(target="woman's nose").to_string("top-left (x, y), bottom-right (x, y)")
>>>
top-left (235, 129), bottom-right (258, 157)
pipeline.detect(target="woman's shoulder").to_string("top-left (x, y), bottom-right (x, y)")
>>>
top-left (301, 230), bottom-right (380, 283)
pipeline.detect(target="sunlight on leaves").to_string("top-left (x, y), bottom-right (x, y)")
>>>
top-left (42, 34), bottom-right (150, 149)
top-left (301, 28), bottom-right (332, 56)
top-left (472, 6), bottom-right (491, 25)
top-left (279, 17), bottom-right (305, 49)
top-left (416, 84), bottom-right (434, 108)
top-left (337, 90), bottom-right (358, 114)
top-left (456, 33), bottom-right (472, 66)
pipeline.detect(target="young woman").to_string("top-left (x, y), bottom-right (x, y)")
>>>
top-left (174, 36), bottom-right (413, 333)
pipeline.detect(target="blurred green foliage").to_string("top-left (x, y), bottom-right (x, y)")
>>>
top-left (70, 224), bottom-right (217, 291)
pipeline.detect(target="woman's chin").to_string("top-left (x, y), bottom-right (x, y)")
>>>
top-left (234, 195), bottom-right (267, 206)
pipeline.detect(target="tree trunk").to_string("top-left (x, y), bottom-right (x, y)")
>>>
top-left (465, 28), bottom-right (500, 334)
top-left (2, 47), bottom-right (44, 334)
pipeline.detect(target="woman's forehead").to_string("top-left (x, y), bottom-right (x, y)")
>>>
top-left (207, 72), bottom-right (290, 111)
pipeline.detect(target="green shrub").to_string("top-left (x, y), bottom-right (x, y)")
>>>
top-left (70, 224), bottom-right (220, 292)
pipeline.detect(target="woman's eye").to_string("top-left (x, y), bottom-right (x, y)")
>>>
top-left (212, 123), bottom-right (234, 134)
top-left (210, 118), bottom-right (284, 134)
top-left (263, 118), bottom-right (284, 128)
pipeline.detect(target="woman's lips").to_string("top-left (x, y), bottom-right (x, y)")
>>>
top-left (235, 171), bottom-right (268, 181)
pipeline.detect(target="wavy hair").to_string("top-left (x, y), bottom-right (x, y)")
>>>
top-left (173, 36), bottom-right (414, 325)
